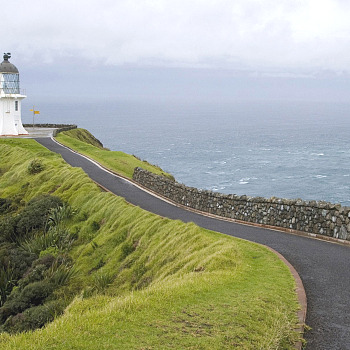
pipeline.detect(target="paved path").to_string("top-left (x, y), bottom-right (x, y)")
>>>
top-left (36, 137), bottom-right (350, 350)
top-left (0, 127), bottom-right (56, 139)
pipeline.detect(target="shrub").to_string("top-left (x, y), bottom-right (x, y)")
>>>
top-left (0, 281), bottom-right (53, 317)
top-left (27, 159), bottom-right (44, 175)
top-left (15, 195), bottom-right (63, 238)
top-left (16, 280), bottom-right (54, 307)
top-left (0, 246), bottom-right (34, 306)
top-left (0, 216), bottom-right (17, 243)
top-left (0, 195), bottom-right (63, 243)
top-left (0, 299), bottom-right (28, 324)
top-left (0, 244), bottom-right (37, 284)
top-left (0, 253), bottom-right (70, 326)
top-left (0, 264), bottom-right (16, 307)
top-left (1, 301), bottom-right (62, 333)
top-left (0, 198), bottom-right (12, 214)
top-left (31, 254), bottom-right (56, 269)
top-left (90, 220), bottom-right (100, 232)
top-left (17, 264), bottom-right (48, 290)
top-left (0, 280), bottom-right (54, 323)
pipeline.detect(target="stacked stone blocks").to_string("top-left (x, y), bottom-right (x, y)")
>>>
top-left (133, 167), bottom-right (350, 241)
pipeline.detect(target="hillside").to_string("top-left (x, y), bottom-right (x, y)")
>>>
top-left (56, 128), bottom-right (174, 179)
top-left (58, 128), bottom-right (105, 149)
top-left (0, 136), bottom-right (300, 349)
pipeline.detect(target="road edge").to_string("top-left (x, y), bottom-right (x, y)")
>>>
top-left (267, 247), bottom-right (307, 349)
top-left (50, 136), bottom-right (308, 348)
top-left (52, 136), bottom-right (350, 248)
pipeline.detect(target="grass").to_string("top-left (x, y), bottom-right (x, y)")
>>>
top-left (0, 138), bottom-right (302, 349)
top-left (55, 128), bottom-right (174, 179)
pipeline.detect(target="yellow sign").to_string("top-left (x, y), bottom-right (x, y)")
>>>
top-left (34, 111), bottom-right (40, 114)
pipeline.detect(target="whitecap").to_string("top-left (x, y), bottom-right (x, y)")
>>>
top-left (311, 153), bottom-right (324, 156)
top-left (343, 174), bottom-right (350, 177)
top-left (239, 177), bottom-right (250, 185)
top-left (315, 175), bottom-right (327, 179)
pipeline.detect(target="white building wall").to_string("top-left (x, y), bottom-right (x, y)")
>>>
top-left (0, 73), bottom-right (28, 136)
top-left (14, 97), bottom-right (27, 134)
top-left (0, 98), bottom-right (17, 135)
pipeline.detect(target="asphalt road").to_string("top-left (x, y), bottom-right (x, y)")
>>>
top-left (36, 137), bottom-right (350, 350)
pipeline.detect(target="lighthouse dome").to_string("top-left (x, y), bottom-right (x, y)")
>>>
top-left (0, 53), bottom-right (19, 74)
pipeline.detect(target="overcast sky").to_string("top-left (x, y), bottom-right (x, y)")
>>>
top-left (2, 0), bottom-right (350, 103)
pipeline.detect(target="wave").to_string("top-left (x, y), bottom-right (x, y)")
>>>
top-left (239, 177), bottom-right (250, 185)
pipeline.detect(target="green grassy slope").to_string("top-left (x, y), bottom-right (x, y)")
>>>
top-left (0, 138), bottom-right (301, 349)
top-left (58, 128), bottom-right (105, 149)
top-left (56, 128), bottom-right (174, 179)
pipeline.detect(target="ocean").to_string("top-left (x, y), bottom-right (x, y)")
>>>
top-left (22, 99), bottom-right (350, 207)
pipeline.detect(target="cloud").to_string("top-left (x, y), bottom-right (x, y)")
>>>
top-left (2, 0), bottom-right (350, 73)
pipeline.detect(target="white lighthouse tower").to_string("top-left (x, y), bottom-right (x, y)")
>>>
top-left (0, 53), bottom-right (28, 135)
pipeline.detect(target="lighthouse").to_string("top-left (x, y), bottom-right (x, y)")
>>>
top-left (0, 53), bottom-right (28, 135)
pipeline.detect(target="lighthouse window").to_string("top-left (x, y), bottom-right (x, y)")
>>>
top-left (15, 101), bottom-right (19, 111)
top-left (3, 74), bottom-right (20, 94)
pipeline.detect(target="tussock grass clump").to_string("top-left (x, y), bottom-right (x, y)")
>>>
top-left (27, 159), bottom-right (44, 175)
top-left (0, 139), bottom-right (301, 349)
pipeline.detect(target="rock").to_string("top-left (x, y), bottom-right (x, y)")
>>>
top-left (339, 226), bottom-right (348, 240)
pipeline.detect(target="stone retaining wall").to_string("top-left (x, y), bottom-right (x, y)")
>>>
top-left (23, 124), bottom-right (77, 136)
top-left (133, 167), bottom-right (350, 241)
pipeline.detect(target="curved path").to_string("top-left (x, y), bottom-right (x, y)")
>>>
top-left (36, 137), bottom-right (350, 350)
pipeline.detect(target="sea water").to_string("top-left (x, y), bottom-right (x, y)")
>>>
top-left (22, 100), bottom-right (350, 206)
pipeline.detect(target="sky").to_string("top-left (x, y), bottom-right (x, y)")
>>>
top-left (2, 0), bottom-right (350, 104)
